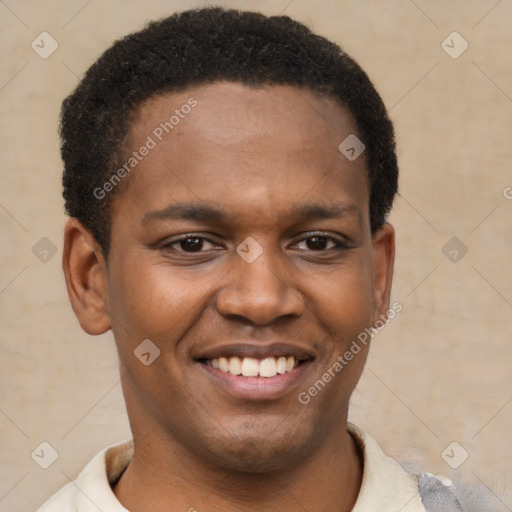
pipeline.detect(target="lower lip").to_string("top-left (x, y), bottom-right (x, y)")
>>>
top-left (198, 361), bottom-right (313, 400)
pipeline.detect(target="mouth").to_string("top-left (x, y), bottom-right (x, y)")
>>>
top-left (193, 343), bottom-right (315, 400)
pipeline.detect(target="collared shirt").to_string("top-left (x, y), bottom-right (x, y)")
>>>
top-left (38, 423), bottom-right (427, 511)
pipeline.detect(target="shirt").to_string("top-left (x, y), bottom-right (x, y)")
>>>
top-left (38, 423), bottom-right (428, 511)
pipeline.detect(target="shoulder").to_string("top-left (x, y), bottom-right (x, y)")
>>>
top-left (37, 482), bottom-right (76, 512)
top-left (36, 440), bottom-right (133, 512)
top-left (348, 423), bottom-right (502, 512)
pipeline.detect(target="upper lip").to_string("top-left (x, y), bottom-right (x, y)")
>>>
top-left (194, 342), bottom-right (316, 361)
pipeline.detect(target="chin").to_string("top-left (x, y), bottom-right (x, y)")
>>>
top-left (198, 422), bottom-right (316, 474)
top-left (210, 442), bottom-right (305, 474)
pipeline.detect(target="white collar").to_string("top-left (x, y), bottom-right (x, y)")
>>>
top-left (40, 423), bottom-right (428, 511)
top-left (347, 423), bottom-right (426, 511)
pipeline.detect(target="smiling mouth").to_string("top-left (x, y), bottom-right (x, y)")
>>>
top-left (202, 356), bottom-right (304, 378)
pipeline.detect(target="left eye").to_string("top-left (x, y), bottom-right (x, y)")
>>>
top-left (294, 235), bottom-right (345, 251)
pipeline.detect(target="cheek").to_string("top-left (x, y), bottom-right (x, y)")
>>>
top-left (106, 257), bottom-right (214, 342)
top-left (307, 254), bottom-right (375, 329)
top-left (299, 260), bottom-right (374, 415)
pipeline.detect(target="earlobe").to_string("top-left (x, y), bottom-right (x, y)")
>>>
top-left (372, 223), bottom-right (395, 320)
top-left (62, 218), bottom-right (111, 335)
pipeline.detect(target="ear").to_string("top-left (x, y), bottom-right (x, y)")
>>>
top-left (62, 217), bottom-right (111, 335)
top-left (371, 223), bottom-right (395, 321)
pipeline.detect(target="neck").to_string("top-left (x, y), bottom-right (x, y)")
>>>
top-left (113, 423), bottom-right (363, 512)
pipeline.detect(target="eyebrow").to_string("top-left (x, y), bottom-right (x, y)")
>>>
top-left (290, 202), bottom-right (361, 221)
top-left (142, 203), bottom-right (226, 225)
top-left (142, 201), bottom-right (361, 225)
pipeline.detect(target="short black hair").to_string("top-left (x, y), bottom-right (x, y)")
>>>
top-left (60, 7), bottom-right (398, 255)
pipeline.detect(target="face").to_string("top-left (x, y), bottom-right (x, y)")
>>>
top-left (66, 82), bottom-right (394, 472)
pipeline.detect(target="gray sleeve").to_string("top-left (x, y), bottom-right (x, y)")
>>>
top-left (418, 473), bottom-right (506, 512)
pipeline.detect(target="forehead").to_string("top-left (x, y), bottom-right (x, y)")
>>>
top-left (130, 81), bottom-right (359, 152)
top-left (113, 82), bottom-right (369, 226)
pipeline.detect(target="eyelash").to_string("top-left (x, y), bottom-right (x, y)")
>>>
top-left (160, 233), bottom-right (350, 254)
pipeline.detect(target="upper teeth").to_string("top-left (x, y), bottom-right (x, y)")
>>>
top-left (209, 356), bottom-right (297, 378)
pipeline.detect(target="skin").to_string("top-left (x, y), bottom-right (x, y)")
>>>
top-left (63, 82), bottom-right (395, 512)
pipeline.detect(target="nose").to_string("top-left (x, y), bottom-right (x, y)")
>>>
top-left (214, 246), bottom-right (305, 326)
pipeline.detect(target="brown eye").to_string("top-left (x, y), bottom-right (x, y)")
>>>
top-left (179, 237), bottom-right (204, 252)
top-left (306, 236), bottom-right (330, 250)
top-left (160, 234), bottom-right (221, 254)
top-left (294, 234), bottom-right (347, 252)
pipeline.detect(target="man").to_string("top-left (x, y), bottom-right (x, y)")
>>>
top-left (39, 7), bottom-right (494, 512)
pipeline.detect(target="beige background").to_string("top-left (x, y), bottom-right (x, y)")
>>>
top-left (1, 0), bottom-right (511, 510)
